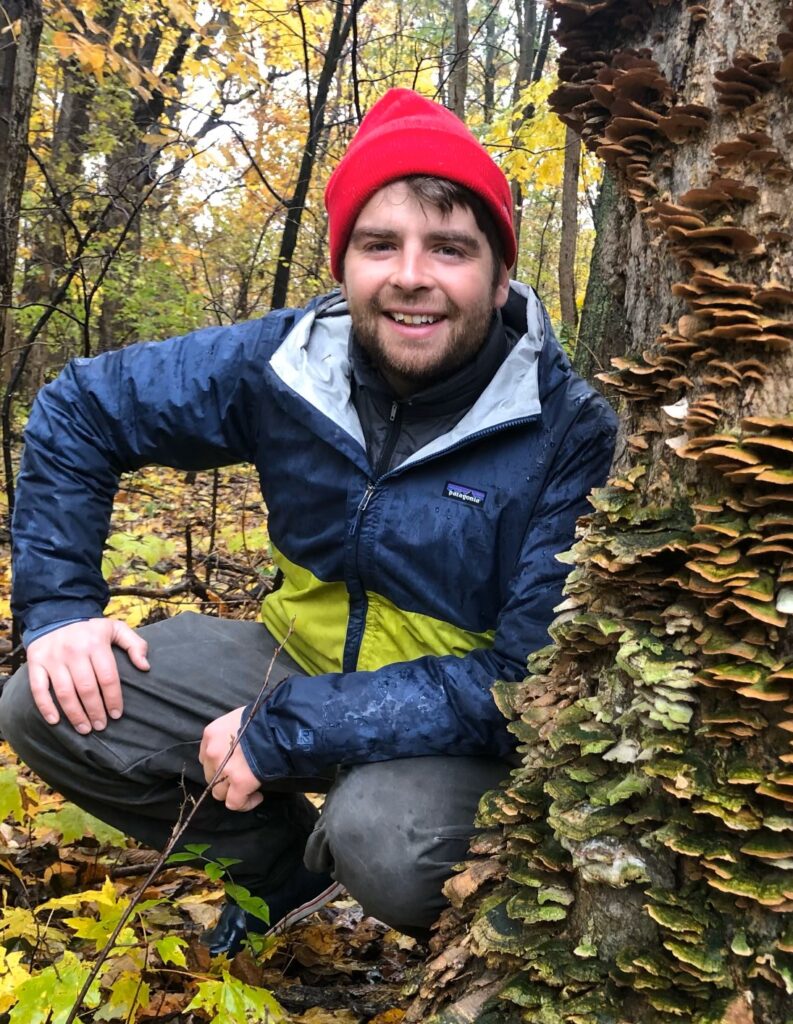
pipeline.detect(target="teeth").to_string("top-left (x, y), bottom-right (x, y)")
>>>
top-left (390, 312), bottom-right (441, 325)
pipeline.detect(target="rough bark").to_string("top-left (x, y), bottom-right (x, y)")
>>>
top-left (573, 170), bottom-right (632, 381)
top-left (409, 1), bottom-right (793, 1022)
top-left (558, 124), bottom-right (581, 336)
top-left (0, 0), bottom-right (42, 379)
top-left (448, 0), bottom-right (469, 119)
top-left (483, 10), bottom-right (497, 123)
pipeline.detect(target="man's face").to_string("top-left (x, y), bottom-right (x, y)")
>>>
top-left (341, 182), bottom-right (510, 396)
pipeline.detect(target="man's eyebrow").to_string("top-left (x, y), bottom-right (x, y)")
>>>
top-left (426, 230), bottom-right (481, 251)
top-left (349, 227), bottom-right (399, 244)
top-left (348, 227), bottom-right (482, 251)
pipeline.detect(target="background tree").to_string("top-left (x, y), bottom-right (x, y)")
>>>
top-left (408, 0), bottom-right (793, 1022)
top-left (0, 0), bottom-right (42, 375)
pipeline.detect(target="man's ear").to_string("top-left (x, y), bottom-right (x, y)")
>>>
top-left (493, 262), bottom-right (510, 308)
top-left (339, 278), bottom-right (347, 299)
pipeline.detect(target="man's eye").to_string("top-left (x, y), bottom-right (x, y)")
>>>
top-left (437, 245), bottom-right (465, 258)
top-left (366, 242), bottom-right (395, 253)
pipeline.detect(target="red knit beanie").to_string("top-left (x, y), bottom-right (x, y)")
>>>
top-left (324, 88), bottom-right (516, 281)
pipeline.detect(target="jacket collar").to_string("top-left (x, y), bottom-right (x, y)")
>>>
top-left (268, 283), bottom-right (546, 464)
top-left (349, 312), bottom-right (514, 420)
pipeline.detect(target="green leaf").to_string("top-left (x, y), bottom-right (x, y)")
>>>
top-left (0, 767), bottom-right (24, 822)
top-left (9, 951), bottom-right (101, 1024)
top-left (93, 971), bottom-right (150, 1021)
top-left (205, 862), bottom-right (224, 882)
top-left (155, 935), bottom-right (188, 967)
top-left (184, 842), bottom-right (211, 856)
top-left (186, 971), bottom-right (283, 1024)
top-left (35, 804), bottom-right (126, 846)
top-left (224, 883), bottom-right (270, 924)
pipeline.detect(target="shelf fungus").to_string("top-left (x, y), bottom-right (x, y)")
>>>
top-left (713, 53), bottom-right (779, 112)
top-left (411, 4), bottom-right (793, 1021)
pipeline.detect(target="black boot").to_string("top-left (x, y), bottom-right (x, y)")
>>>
top-left (205, 864), bottom-right (344, 957)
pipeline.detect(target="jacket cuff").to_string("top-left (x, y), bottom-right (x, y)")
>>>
top-left (239, 702), bottom-right (293, 781)
top-left (23, 617), bottom-right (91, 648)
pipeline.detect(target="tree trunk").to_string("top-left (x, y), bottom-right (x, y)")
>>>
top-left (409, 1), bottom-right (793, 1021)
top-left (573, 170), bottom-right (631, 381)
top-left (508, 0), bottom-right (538, 268)
top-left (270, 0), bottom-right (366, 311)
top-left (448, 0), bottom-right (469, 120)
top-left (558, 124), bottom-right (580, 339)
top-left (0, 0), bottom-right (43, 380)
top-left (483, 10), bottom-right (497, 124)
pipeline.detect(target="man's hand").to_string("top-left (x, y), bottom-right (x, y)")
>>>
top-left (199, 707), bottom-right (263, 812)
top-left (26, 618), bottom-right (149, 734)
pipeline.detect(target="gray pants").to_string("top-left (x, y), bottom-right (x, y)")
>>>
top-left (0, 613), bottom-right (508, 932)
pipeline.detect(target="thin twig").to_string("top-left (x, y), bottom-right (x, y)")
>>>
top-left (63, 627), bottom-right (293, 1024)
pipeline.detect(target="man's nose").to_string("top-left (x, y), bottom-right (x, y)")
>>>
top-left (388, 247), bottom-right (433, 291)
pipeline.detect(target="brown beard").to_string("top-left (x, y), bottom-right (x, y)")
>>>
top-left (349, 291), bottom-right (496, 393)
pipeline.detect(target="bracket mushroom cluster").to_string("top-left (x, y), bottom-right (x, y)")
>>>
top-left (408, 3), bottom-right (793, 1023)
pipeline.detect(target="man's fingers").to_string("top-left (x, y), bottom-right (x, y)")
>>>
top-left (49, 664), bottom-right (92, 734)
top-left (111, 622), bottom-right (149, 671)
top-left (70, 655), bottom-right (111, 730)
top-left (225, 786), bottom-right (263, 813)
top-left (90, 645), bottom-right (124, 720)
top-left (28, 662), bottom-right (60, 725)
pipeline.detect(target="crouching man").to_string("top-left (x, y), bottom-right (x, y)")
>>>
top-left (1, 89), bottom-right (616, 951)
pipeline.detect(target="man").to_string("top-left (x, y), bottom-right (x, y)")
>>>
top-left (0, 89), bottom-right (616, 951)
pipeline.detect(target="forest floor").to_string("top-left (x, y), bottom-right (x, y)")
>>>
top-left (0, 466), bottom-right (424, 1022)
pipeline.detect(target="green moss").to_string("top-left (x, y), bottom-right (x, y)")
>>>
top-left (547, 803), bottom-right (626, 842)
top-left (587, 771), bottom-right (653, 806)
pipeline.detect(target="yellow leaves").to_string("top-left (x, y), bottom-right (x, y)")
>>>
top-left (154, 934), bottom-right (188, 967)
top-left (1, 19), bottom-right (21, 40)
top-left (186, 971), bottom-right (285, 1023)
top-left (161, 0), bottom-right (202, 33)
top-left (484, 78), bottom-right (602, 195)
top-left (0, 906), bottom-right (41, 948)
top-left (51, 31), bottom-right (107, 81)
top-left (40, 875), bottom-right (127, 915)
top-left (0, 946), bottom-right (31, 1014)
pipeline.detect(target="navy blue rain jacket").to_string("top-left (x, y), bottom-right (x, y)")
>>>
top-left (12, 284), bottom-right (617, 780)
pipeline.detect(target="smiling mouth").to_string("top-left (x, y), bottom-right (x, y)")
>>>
top-left (386, 312), bottom-right (445, 325)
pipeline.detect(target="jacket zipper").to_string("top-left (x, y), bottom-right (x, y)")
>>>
top-left (373, 401), bottom-right (401, 479)
top-left (350, 413), bottom-right (540, 545)
top-left (349, 481), bottom-right (376, 536)
top-left (343, 412), bottom-right (541, 669)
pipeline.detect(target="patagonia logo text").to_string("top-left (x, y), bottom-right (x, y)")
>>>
top-left (443, 482), bottom-right (486, 508)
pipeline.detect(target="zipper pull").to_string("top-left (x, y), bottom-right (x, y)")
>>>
top-left (349, 482), bottom-right (376, 535)
top-left (389, 401), bottom-right (398, 422)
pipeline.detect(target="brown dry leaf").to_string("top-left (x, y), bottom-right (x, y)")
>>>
top-left (369, 1010), bottom-right (406, 1024)
top-left (291, 1009), bottom-right (359, 1023)
top-left (291, 921), bottom-right (347, 961)
top-left (138, 991), bottom-right (193, 1020)
top-left (178, 891), bottom-right (223, 928)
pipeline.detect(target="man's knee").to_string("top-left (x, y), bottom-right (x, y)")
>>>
top-left (0, 665), bottom-right (43, 758)
top-left (305, 757), bottom-right (507, 932)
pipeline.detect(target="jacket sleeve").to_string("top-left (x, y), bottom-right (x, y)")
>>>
top-left (240, 393), bottom-right (618, 780)
top-left (12, 314), bottom-right (300, 642)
